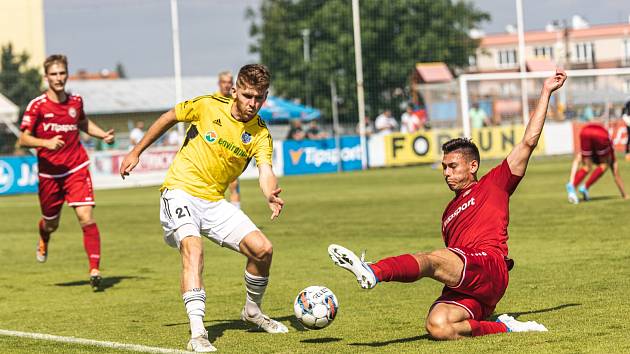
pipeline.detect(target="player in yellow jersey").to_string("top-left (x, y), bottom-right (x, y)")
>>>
top-left (216, 70), bottom-right (242, 209)
top-left (119, 64), bottom-right (286, 352)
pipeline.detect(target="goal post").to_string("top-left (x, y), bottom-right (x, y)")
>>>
top-left (459, 67), bottom-right (630, 137)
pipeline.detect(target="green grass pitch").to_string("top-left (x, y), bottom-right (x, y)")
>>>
top-left (1, 156), bottom-right (629, 353)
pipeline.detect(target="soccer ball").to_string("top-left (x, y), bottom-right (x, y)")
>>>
top-left (293, 286), bottom-right (339, 330)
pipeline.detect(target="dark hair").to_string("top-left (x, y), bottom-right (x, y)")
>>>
top-left (442, 138), bottom-right (480, 163)
top-left (236, 64), bottom-right (270, 91)
top-left (44, 54), bottom-right (68, 74)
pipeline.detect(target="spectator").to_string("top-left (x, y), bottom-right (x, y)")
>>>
top-left (469, 103), bottom-right (490, 129)
top-left (166, 129), bottom-right (183, 147)
top-left (129, 120), bottom-right (145, 150)
top-left (286, 119), bottom-right (305, 141)
top-left (622, 98), bottom-right (630, 160)
top-left (400, 104), bottom-right (422, 134)
top-left (580, 105), bottom-right (594, 122)
top-left (374, 110), bottom-right (398, 134)
top-left (564, 104), bottom-right (578, 120)
top-left (356, 116), bottom-right (374, 137)
top-left (305, 120), bottom-right (328, 140)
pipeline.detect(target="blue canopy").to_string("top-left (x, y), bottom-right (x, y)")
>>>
top-left (259, 96), bottom-right (321, 122)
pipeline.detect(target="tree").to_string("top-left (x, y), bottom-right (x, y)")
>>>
top-left (248, 0), bottom-right (489, 122)
top-left (0, 43), bottom-right (42, 114)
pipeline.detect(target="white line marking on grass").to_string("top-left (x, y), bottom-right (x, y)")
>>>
top-left (0, 329), bottom-right (190, 353)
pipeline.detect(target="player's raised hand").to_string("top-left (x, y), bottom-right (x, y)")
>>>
top-left (267, 187), bottom-right (284, 220)
top-left (119, 153), bottom-right (139, 180)
top-left (543, 69), bottom-right (567, 93)
top-left (103, 129), bottom-right (115, 144)
top-left (46, 135), bottom-right (65, 150)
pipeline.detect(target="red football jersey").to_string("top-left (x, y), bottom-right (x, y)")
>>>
top-left (441, 160), bottom-right (522, 256)
top-left (20, 93), bottom-right (90, 177)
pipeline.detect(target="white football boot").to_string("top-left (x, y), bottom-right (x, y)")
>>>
top-left (328, 244), bottom-right (378, 289)
top-left (566, 183), bottom-right (579, 204)
top-left (497, 314), bottom-right (548, 332)
top-left (241, 308), bottom-right (288, 333)
top-left (186, 331), bottom-right (217, 352)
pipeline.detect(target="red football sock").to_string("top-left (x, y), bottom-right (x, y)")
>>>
top-left (369, 254), bottom-right (420, 282)
top-left (38, 219), bottom-right (51, 242)
top-left (573, 168), bottom-right (588, 187)
top-left (82, 223), bottom-right (101, 270)
top-left (585, 166), bottom-right (606, 189)
top-left (468, 319), bottom-right (508, 336)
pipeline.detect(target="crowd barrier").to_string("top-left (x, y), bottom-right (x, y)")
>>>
top-left (2, 121), bottom-right (623, 196)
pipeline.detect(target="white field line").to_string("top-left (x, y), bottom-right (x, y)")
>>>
top-left (0, 329), bottom-right (190, 353)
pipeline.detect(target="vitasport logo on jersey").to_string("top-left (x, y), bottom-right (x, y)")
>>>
top-left (204, 131), bottom-right (218, 143)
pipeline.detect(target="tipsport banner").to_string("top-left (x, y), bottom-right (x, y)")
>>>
top-left (0, 155), bottom-right (38, 196)
top-left (283, 136), bottom-right (363, 175)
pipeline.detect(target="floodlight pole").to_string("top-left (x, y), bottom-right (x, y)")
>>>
top-left (330, 78), bottom-right (342, 173)
top-left (170, 0), bottom-right (184, 137)
top-left (516, 0), bottom-right (530, 124)
top-left (352, 0), bottom-right (368, 170)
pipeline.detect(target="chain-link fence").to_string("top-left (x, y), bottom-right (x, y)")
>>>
top-left (2, 0), bottom-right (630, 156)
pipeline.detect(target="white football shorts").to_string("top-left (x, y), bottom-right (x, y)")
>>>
top-left (159, 188), bottom-right (258, 251)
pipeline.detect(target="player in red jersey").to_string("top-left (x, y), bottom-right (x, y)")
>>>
top-left (565, 122), bottom-right (627, 204)
top-left (18, 54), bottom-right (115, 291)
top-left (329, 69), bottom-right (567, 339)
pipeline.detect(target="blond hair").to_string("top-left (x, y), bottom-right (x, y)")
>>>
top-left (44, 54), bottom-right (68, 74)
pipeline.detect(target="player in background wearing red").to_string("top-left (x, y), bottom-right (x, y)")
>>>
top-left (329, 70), bottom-right (567, 339)
top-left (566, 122), bottom-right (627, 204)
top-left (18, 55), bottom-right (115, 291)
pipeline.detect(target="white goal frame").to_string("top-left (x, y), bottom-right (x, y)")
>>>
top-left (459, 67), bottom-right (630, 137)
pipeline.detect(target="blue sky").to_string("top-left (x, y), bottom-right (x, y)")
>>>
top-left (44, 0), bottom-right (630, 78)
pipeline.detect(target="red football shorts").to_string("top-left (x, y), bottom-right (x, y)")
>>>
top-left (580, 125), bottom-right (612, 160)
top-left (38, 166), bottom-right (95, 219)
top-left (432, 247), bottom-right (509, 320)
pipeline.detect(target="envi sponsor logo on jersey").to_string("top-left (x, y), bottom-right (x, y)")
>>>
top-left (204, 131), bottom-right (218, 143)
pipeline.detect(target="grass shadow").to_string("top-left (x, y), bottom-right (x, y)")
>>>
top-left (349, 334), bottom-right (432, 347)
top-left (301, 337), bottom-right (342, 344)
top-left (495, 303), bottom-right (581, 319)
top-left (54, 275), bottom-right (141, 292)
top-left (585, 196), bottom-right (616, 202)
top-left (165, 314), bottom-right (304, 342)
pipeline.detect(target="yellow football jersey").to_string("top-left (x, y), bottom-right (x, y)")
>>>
top-left (161, 94), bottom-right (273, 201)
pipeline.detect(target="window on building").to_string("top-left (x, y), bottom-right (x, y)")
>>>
top-left (468, 54), bottom-right (477, 67)
top-left (574, 42), bottom-right (594, 63)
top-left (623, 40), bottom-right (630, 65)
top-left (497, 49), bottom-right (517, 67)
top-left (533, 46), bottom-right (554, 59)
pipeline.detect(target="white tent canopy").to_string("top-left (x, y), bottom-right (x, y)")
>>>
top-left (0, 93), bottom-right (18, 123)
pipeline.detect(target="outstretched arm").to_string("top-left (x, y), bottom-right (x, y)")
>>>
top-left (79, 119), bottom-right (115, 144)
top-left (258, 163), bottom-right (284, 220)
top-left (507, 69), bottom-right (567, 176)
top-left (610, 160), bottom-right (628, 199)
top-left (119, 109), bottom-right (178, 178)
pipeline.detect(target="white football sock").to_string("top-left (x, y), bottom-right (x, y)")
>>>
top-left (183, 289), bottom-right (206, 337)
top-left (244, 271), bottom-right (268, 317)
